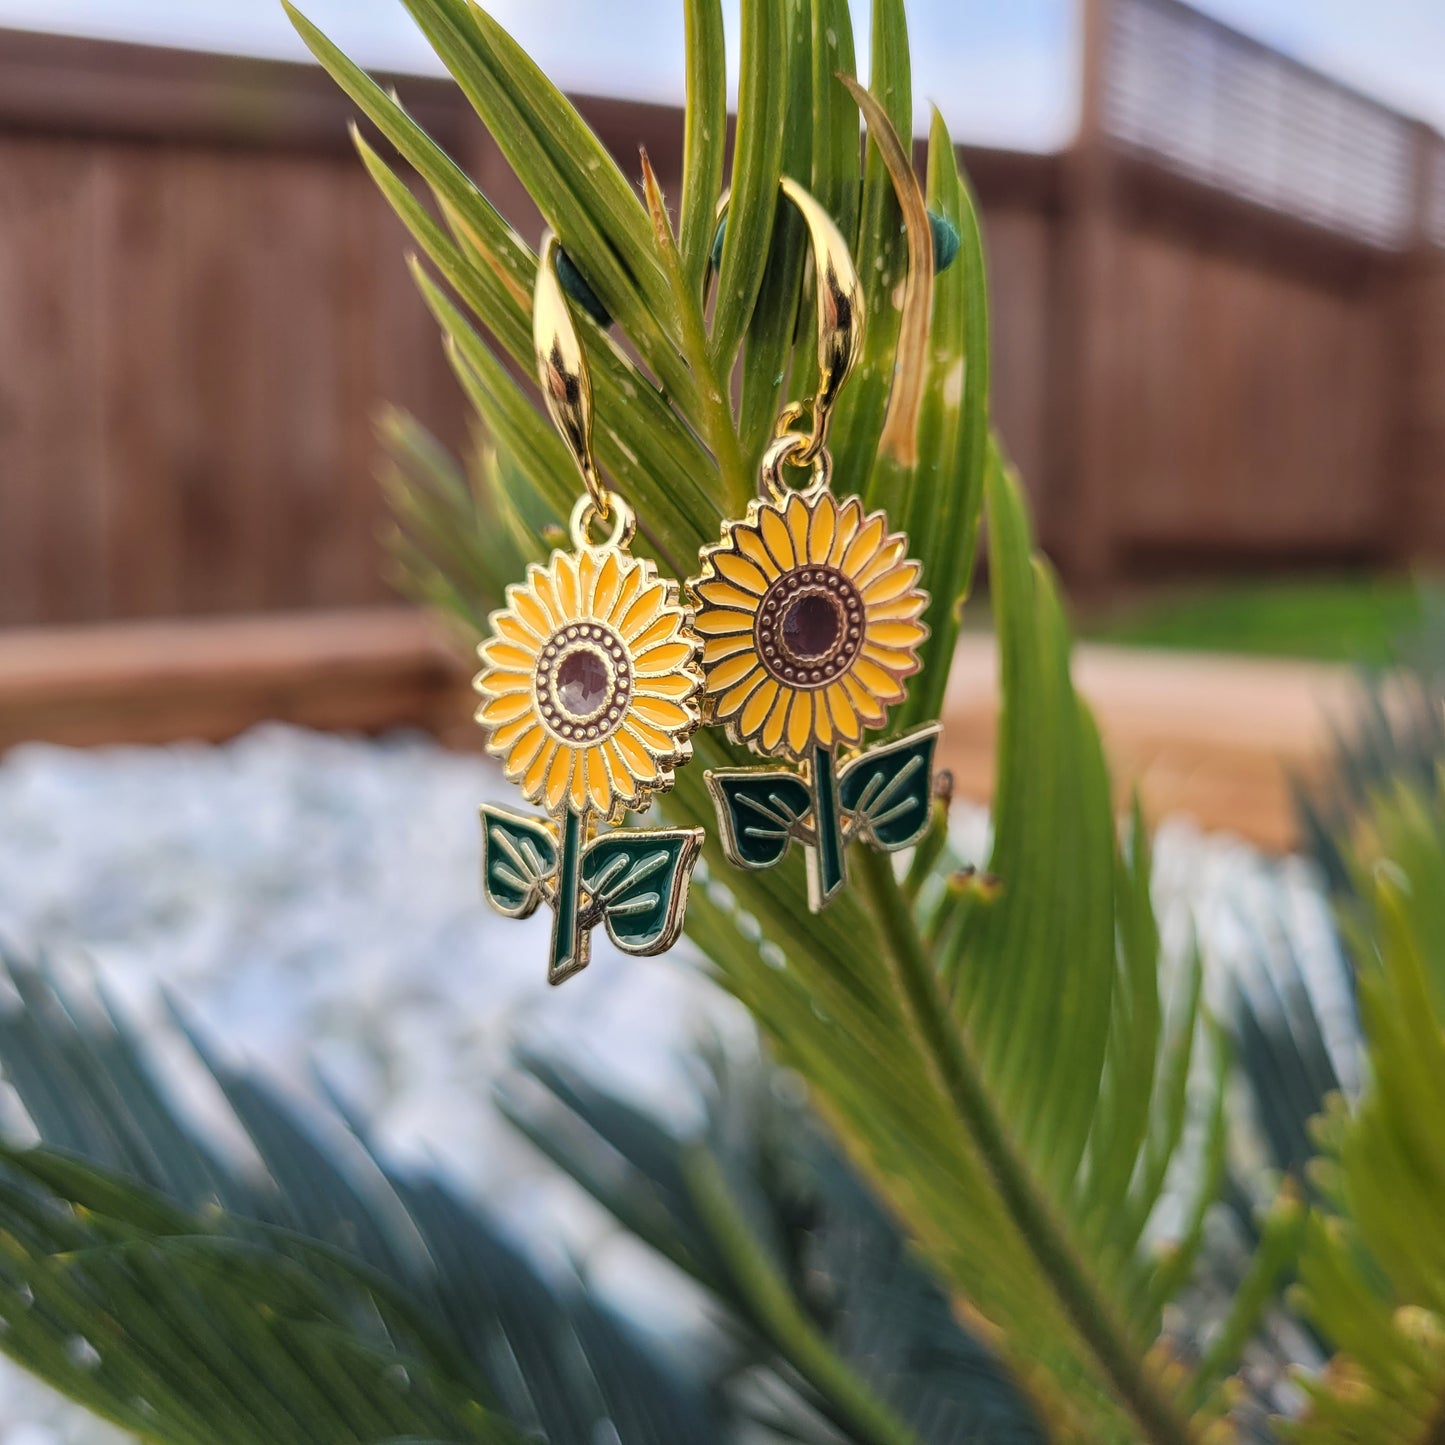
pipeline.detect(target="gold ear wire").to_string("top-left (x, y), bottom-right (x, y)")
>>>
top-left (778, 177), bottom-right (865, 464)
top-left (706, 180), bottom-right (865, 464)
top-left (533, 231), bottom-right (609, 520)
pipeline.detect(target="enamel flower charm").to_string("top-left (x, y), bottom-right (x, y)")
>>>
top-left (474, 235), bottom-right (705, 984)
top-left (690, 177), bottom-right (941, 912)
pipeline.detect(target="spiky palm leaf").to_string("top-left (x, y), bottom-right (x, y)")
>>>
top-left (1288, 778), bottom-right (1445, 1440)
top-left (0, 956), bottom-right (738, 1444)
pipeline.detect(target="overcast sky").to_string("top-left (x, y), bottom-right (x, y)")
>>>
top-left (0, 0), bottom-right (1440, 152)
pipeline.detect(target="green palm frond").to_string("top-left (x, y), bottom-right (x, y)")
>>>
top-left (0, 955), bottom-right (734, 1445)
top-left (275, 1), bottom-right (1280, 1436)
top-left (500, 1038), bottom-right (1045, 1444)
top-left (1290, 778), bottom-right (1445, 1441)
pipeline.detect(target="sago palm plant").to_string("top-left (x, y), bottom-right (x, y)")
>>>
top-left (1, 1), bottom-right (1442, 1442)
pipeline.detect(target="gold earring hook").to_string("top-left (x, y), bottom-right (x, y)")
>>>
top-left (707, 180), bottom-right (863, 466)
top-left (533, 231), bottom-right (609, 520)
top-left (779, 177), bottom-right (864, 464)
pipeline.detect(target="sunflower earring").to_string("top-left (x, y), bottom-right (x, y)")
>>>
top-left (689, 179), bottom-right (939, 912)
top-left (472, 235), bottom-right (705, 984)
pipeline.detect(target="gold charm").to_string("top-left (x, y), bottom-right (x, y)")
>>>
top-left (473, 235), bottom-right (705, 984)
top-left (689, 179), bottom-right (938, 912)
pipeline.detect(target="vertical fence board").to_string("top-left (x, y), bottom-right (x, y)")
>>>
top-left (0, 17), bottom-right (1440, 629)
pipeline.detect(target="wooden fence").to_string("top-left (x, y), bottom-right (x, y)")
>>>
top-left (0, 0), bottom-right (1441, 629)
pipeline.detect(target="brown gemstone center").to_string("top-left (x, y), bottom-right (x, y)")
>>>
top-left (556, 648), bottom-right (609, 715)
top-left (536, 623), bottom-right (632, 742)
top-left (755, 566), bottom-right (865, 689)
top-left (782, 592), bottom-right (843, 660)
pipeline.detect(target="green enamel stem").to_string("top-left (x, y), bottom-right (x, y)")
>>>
top-left (812, 746), bottom-right (846, 902)
top-left (549, 809), bottom-right (588, 982)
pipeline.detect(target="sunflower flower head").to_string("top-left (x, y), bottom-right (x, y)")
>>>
top-left (474, 545), bottom-right (704, 821)
top-left (690, 490), bottom-right (929, 762)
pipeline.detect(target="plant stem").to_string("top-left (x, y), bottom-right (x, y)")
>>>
top-left (684, 1149), bottom-right (923, 1445)
top-left (855, 848), bottom-right (1198, 1445)
top-left (549, 809), bottom-right (588, 984)
top-left (639, 152), bottom-right (751, 513)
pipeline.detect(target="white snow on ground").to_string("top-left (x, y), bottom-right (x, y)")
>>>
top-left (0, 725), bottom-right (1351, 1441)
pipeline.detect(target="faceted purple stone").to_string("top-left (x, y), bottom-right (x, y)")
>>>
top-left (782, 593), bottom-right (842, 661)
top-left (556, 648), bottom-right (609, 716)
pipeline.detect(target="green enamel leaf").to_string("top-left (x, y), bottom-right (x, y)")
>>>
top-left (838, 725), bottom-right (939, 852)
top-left (480, 805), bottom-right (559, 918)
top-left (707, 769), bottom-right (814, 872)
top-left (583, 827), bottom-right (705, 956)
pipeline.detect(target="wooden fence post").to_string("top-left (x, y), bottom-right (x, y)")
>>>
top-left (1052, 0), bottom-right (1118, 596)
top-left (1396, 131), bottom-right (1445, 562)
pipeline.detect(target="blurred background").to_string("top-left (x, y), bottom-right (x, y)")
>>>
top-left (0, 0), bottom-right (1441, 1439)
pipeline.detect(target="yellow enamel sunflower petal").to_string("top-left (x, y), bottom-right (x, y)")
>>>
top-left (508, 580), bottom-right (554, 638)
top-left (761, 688), bottom-right (790, 752)
top-left (546, 747), bottom-right (574, 812)
top-left (591, 551), bottom-right (625, 620)
top-left (586, 745), bottom-right (613, 815)
top-left (533, 567), bottom-right (568, 631)
top-left (863, 644), bottom-right (922, 679)
top-left (568, 751), bottom-right (591, 813)
top-left (606, 558), bottom-right (645, 627)
top-left (825, 683), bottom-right (862, 744)
top-left (477, 639), bottom-right (536, 673)
top-left (852, 656), bottom-right (909, 704)
top-left (613, 729), bottom-right (659, 783)
top-left (619, 583), bottom-right (664, 641)
top-left (828, 497), bottom-right (863, 567)
top-left (715, 666), bottom-right (764, 718)
top-left (625, 717), bottom-right (676, 756)
top-left (785, 493), bottom-right (812, 563)
top-left (813, 692), bottom-right (835, 748)
top-left (554, 552), bottom-right (583, 619)
top-left (843, 672), bottom-right (887, 724)
top-left (706, 651), bottom-right (760, 693)
top-left (601, 738), bottom-right (641, 803)
top-left (809, 492), bottom-right (838, 563)
top-left (867, 618), bottom-right (929, 651)
top-left (476, 691), bottom-right (535, 728)
top-left (632, 695), bottom-right (692, 732)
top-left (493, 611), bottom-right (544, 649)
top-left (638, 670), bottom-right (699, 700)
top-left (630, 612), bottom-right (680, 654)
top-left (490, 715), bottom-right (536, 753)
top-left (703, 631), bottom-right (756, 663)
top-left (635, 640), bottom-right (695, 676)
top-left (842, 515), bottom-right (886, 577)
top-left (854, 536), bottom-right (906, 590)
top-left (758, 505), bottom-right (795, 572)
top-left (740, 678), bottom-right (779, 738)
top-left (506, 724), bottom-right (547, 777)
top-left (475, 669), bottom-right (532, 697)
top-left (867, 592), bottom-right (929, 622)
top-left (786, 691), bottom-right (814, 755)
top-left (863, 561), bottom-right (924, 605)
top-left (733, 525), bottom-right (780, 580)
top-left (696, 579), bottom-right (762, 612)
top-left (695, 608), bottom-right (754, 637)
top-left (580, 554), bottom-right (604, 618)
top-left (524, 739), bottom-right (557, 797)
top-left (711, 551), bottom-right (768, 595)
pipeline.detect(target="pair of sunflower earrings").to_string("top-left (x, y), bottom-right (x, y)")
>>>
top-left (474, 179), bottom-right (938, 984)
